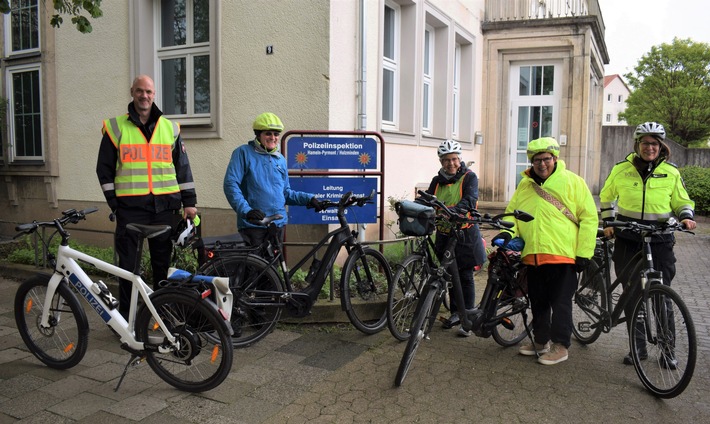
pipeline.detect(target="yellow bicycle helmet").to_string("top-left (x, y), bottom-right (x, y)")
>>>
top-left (526, 137), bottom-right (560, 161)
top-left (253, 112), bottom-right (284, 132)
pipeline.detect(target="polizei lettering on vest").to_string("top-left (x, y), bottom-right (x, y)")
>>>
top-left (120, 145), bottom-right (171, 162)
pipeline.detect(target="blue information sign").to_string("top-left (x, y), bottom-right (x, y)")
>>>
top-left (288, 177), bottom-right (378, 224)
top-left (286, 137), bottom-right (377, 170)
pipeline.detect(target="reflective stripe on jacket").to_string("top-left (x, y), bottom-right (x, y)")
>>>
top-left (504, 159), bottom-right (598, 266)
top-left (599, 152), bottom-right (695, 222)
top-left (103, 115), bottom-right (180, 197)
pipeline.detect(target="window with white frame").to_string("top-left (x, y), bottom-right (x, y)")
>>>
top-left (605, 113), bottom-right (611, 123)
top-left (607, 93), bottom-right (611, 102)
top-left (618, 94), bottom-right (622, 103)
top-left (452, 43), bottom-right (461, 138)
top-left (422, 25), bottom-right (434, 134)
top-left (157, 0), bottom-right (211, 124)
top-left (4, 0), bottom-right (40, 55)
top-left (382, 1), bottom-right (399, 127)
top-left (6, 64), bottom-right (43, 161)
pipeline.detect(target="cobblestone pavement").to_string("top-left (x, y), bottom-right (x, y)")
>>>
top-left (0, 231), bottom-right (708, 423)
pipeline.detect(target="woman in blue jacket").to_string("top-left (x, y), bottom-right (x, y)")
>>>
top-left (223, 112), bottom-right (321, 246)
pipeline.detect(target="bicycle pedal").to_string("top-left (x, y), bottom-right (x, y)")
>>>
top-left (501, 317), bottom-right (515, 330)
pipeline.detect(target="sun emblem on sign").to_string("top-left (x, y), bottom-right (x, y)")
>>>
top-left (358, 153), bottom-right (371, 166)
top-left (295, 152), bottom-right (308, 166)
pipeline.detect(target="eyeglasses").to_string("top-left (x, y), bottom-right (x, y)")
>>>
top-left (262, 131), bottom-right (281, 137)
top-left (532, 156), bottom-right (554, 165)
top-left (639, 141), bottom-right (660, 148)
top-left (440, 157), bottom-right (460, 164)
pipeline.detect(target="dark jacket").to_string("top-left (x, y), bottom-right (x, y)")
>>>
top-left (96, 102), bottom-right (197, 213)
top-left (426, 164), bottom-right (487, 269)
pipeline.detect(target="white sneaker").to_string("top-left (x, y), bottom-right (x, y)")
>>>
top-left (457, 325), bottom-right (472, 337)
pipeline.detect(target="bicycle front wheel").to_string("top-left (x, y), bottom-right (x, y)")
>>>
top-left (136, 291), bottom-right (233, 392)
top-left (395, 284), bottom-right (439, 387)
top-left (572, 260), bottom-right (607, 344)
top-left (629, 284), bottom-right (696, 398)
top-left (14, 274), bottom-right (89, 369)
top-left (341, 248), bottom-right (392, 334)
top-left (198, 255), bottom-right (284, 348)
top-left (491, 292), bottom-right (529, 347)
top-left (387, 254), bottom-right (427, 341)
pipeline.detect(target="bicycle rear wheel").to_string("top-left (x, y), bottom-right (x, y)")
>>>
top-left (629, 284), bottom-right (696, 398)
top-left (572, 260), bottom-right (607, 344)
top-left (136, 290), bottom-right (233, 392)
top-left (341, 248), bottom-right (392, 334)
top-left (395, 284), bottom-right (439, 387)
top-left (198, 255), bottom-right (284, 348)
top-left (14, 274), bottom-right (89, 369)
top-left (491, 293), bottom-right (529, 347)
top-left (387, 254), bottom-right (427, 341)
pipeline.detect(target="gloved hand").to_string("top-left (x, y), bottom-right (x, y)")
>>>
top-left (246, 209), bottom-right (265, 222)
top-left (307, 197), bottom-right (324, 212)
top-left (449, 206), bottom-right (467, 216)
top-left (575, 257), bottom-right (590, 272)
top-left (491, 232), bottom-right (512, 248)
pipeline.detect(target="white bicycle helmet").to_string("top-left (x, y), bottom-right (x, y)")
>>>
top-left (437, 139), bottom-right (462, 157)
top-left (634, 122), bottom-right (666, 142)
top-left (174, 216), bottom-right (200, 247)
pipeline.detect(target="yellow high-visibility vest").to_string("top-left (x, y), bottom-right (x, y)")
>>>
top-left (102, 115), bottom-right (180, 197)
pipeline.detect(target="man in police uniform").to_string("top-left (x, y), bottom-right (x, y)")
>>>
top-left (96, 75), bottom-right (198, 318)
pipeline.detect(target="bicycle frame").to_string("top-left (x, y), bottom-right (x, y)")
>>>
top-left (578, 231), bottom-right (663, 334)
top-left (48, 243), bottom-right (177, 351)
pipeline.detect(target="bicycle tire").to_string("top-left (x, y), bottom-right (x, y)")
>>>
top-left (629, 284), bottom-right (696, 398)
top-left (14, 274), bottom-right (89, 370)
top-left (198, 255), bottom-right (284, 348)
top-left (395, 284), bottom-right (438, 386)
top-left (135, 290), bottom-right (233, 392)
top-left (491, 292), bottom-right (529, 347)
top-left (572, 260), bottom-right (607, 344)
top-left (341, 248), bottom-right (391, 334)
top-left (387, 254), bottom-right (427, 341)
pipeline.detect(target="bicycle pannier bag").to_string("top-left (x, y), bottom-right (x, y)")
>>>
top-left (396, 200), bottom-right (436, 236)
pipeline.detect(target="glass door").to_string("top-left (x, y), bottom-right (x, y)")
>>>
top-left (507, 63), bottom-right (561, 197)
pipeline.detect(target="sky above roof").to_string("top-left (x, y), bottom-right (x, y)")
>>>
top-left (598, 0), bottom-right (710, 78)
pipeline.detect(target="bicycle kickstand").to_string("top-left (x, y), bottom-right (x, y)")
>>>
top-left (114, 354), bottom-right (147, 392)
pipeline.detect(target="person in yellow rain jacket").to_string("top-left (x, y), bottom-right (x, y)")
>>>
top-left (599, 122), bottom-right (696, 367)
top-left (492, 137), bottom-right (597, 365)
top-left (96, 75), bottom-right (197, 318)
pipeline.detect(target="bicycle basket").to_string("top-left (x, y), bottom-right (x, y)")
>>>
top-left (395, 200), bottom-right (436, 237)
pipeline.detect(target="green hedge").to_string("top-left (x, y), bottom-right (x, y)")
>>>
top-left (679, 166), bottom-right (710, 216)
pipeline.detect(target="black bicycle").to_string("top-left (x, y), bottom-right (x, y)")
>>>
top-left (392, 190), bottom-right (533, 386)
top-left (572, 218), bottom-right (696, 398)
top-left (198, 190), bottom-right (392, 348)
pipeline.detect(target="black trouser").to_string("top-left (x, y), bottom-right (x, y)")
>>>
top-left (613, 237), bottom-right (677, 353)
top-left (526, 263), bottom-right (578, 348)
top-left (115, 208), bottom-right (175, 317)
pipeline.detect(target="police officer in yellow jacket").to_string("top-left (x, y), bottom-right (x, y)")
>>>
top-left (599, 122), bottom-right (696, 366)
top-left (96, 75), bottom-right (198, 318)
top-left (493, 137), bottom-right (597, 365)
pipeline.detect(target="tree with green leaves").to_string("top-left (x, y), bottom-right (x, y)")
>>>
top-left (0, 0), bottom-right (103, 34)
top-left (620, 38), bottom-right (710, 147)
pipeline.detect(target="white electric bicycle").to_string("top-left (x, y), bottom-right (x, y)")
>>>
top-left (13, 207), bottom-right (234, 392)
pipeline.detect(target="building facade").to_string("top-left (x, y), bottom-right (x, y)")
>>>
top-left (0, 0), bottom-right (608, 243)
top-left (602, 74), bottom-right (630, 126)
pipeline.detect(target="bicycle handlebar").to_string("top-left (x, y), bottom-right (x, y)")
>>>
top-left (605, 218), bottom-right (694, 235)
top-left (15, 207), bottom-right (99, 237)
top-left (306, 189), bottom-right (375, 211)
top-left (415, 190), bottom-right (533, 230)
